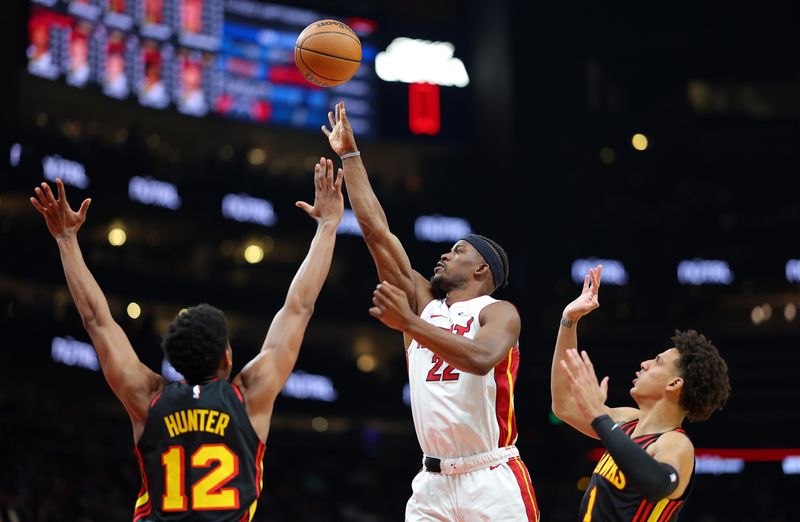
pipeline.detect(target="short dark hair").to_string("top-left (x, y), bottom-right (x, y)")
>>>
top-left (671, 330), bottom-right (730, 422)
top-left (161, 304), bottom-right (229, 384)
top-left (473, 234), bottom-right (510, 289)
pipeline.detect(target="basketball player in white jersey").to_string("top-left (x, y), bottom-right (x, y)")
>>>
top-left (323, 101), bottom-right (539, 521)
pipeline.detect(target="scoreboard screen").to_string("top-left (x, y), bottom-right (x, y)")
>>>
top-left (27, 0), bottom-right (379, 136)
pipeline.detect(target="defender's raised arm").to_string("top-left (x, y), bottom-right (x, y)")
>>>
top-left (30, 179), bottom-right (164, 441)
top-left (233, 157), bottom-right (343, 442)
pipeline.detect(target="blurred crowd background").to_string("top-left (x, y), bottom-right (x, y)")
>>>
top-left (0, 0), bottom-right (798, 520)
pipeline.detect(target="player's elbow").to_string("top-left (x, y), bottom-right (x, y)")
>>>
top-left (640, 464), bottom-right (680, 502)
top-left (550, 402), bottom-right (572, 424)
top-left (470, 362), bottom-right (494, 376)
top-left (643, 486), bottom-right (673, 504)
top-left (467, 345), bottom-right (515, 375)
top-left (550, 392), bottom-right (570, 418)
top-left (550, 400), bottom-right (583, 429)
top-left (468, 353), bottom-right (501, 376)
top-left (285, 299), bottom-right (314, 317)
top-left (359, 221), bottom-right (393, 244)
top-left (81, 313), bottom-right (102, 332)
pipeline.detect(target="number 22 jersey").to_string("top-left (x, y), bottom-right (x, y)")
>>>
top-left (407, 295), bottom-right (521, 459)
top-left (133, 379), bottom-right (266, 521)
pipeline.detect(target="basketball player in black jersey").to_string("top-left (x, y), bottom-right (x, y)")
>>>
top-left (551, 265), bottom-right (730, 521)
top-left (30, 158), bottom-right (344, 521)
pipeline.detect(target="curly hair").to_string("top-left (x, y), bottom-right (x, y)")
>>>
top-left (671, 329), bottom-right (731, 422)
top-left (161, 304), bottom-right (229, 384)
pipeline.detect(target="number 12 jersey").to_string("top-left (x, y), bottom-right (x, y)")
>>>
top-left (133, 379), bottom-right (266, 521)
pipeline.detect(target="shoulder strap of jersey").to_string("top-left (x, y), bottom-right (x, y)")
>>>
top-left (419, 298), bottom-right (444, 319)
top-left (470, 294), bottom-right (499, 310)
top-left (619, 419), bottom-right (639, 435)
top-left (149, 390), bottom-right (164, 409)
top-left (231, 382), bottom-right (245, 403)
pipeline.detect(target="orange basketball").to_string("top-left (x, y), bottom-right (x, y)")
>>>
top-left (294, 19), bottom-right (362, 87)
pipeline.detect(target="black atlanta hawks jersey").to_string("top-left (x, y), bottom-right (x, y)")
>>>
top-left (578, 420), bottom-right (694, 522)
top-left (133, 379), bottom-right (265, 521)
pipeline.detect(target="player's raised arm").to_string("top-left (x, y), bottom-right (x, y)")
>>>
top-left (560, 349), bottom-right (693, 500)
top-left (233, 158), bottom-right (342, 442)
top-left (30, 179), bottom-right (164, 440)
top-left (551, 265), bottom-right (638, 437)
top-left (322, 101), bottom-right (434, 314)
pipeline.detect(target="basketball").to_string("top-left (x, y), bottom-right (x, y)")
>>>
top-left (294, 19), bottom-right (362, 88)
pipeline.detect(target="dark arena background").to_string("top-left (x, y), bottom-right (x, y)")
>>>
top-left (1, 0), bottom-right (798, 520)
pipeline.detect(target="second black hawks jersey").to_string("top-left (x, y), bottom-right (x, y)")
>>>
top-left (133, 379), bottom-right (266, 522)
top-left (578, 420), bottom-right (695, 522)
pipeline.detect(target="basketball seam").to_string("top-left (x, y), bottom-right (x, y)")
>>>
top-left (297, 30), bottom-right (361, 48)
top-left (297, 45), bottom-right (361, 63)
top-left (296, 46), bottom-right (361, 64)
top-left (298, 51), bottom-right (346, 83)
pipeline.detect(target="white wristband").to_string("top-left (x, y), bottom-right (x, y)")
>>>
top-left (340, 150), bottom-right (361, 160)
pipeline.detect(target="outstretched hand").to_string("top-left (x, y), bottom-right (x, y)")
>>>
top-left (563, 264), bottom-right (602, 322)
top-left (369, 281), bottom-right (416, 331)
top-left (321, 101), bottom-right (358, 156)
top-left (560, 348), bottom-right (609, 422)
top-left (30, 178), bottom-right (91, 241)
top-left (296, 157), bottom-right (344, 226)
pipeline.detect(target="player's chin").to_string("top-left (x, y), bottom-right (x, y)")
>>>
top-left (429, 274), bottom-right (448, 298)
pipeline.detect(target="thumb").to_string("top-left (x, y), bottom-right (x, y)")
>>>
top-left (600, 376), bottom-right (609, 396)
top-left (78, 198), bottom-right (92, 220)
top-left (295, 201), bottom-right (314, 216)
top-left (368, 306), bottom-right (382, 318)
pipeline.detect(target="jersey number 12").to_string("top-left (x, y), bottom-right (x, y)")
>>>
top-left (161, 444), bottom-right (240, 511)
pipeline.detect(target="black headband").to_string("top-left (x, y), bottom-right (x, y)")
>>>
top-left (461, 234), bottom-right (506, 291)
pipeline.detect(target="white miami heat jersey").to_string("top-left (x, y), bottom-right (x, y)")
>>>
top-left (407, 295), bottom-right (520, 458)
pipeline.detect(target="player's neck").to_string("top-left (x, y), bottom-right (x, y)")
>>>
top-left (444, 287), bottom-right (485, 306)
top-left (443, 280), bottom-right (492, 305)
top-left (633, 401), bottom-right (684, 436)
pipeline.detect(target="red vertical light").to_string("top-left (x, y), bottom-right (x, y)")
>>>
top-left (409, 82), bottom-right (440, 135)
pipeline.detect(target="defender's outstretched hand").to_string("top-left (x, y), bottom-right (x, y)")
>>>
top-left (321, 101), bottom-right (358, 157)
top-left (369, 280), bottom-right (416, 331)
top-left (563, 264), bottom-right (602, 323)
top-left (560, 348), bottom-right (609, 422)
top-left (30, 178), bottom-right (91, 240)
top-left (296, 157), bottom-right (344, 226)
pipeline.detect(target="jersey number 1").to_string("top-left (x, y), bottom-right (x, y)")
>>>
top-left (582, 485), bottom-right (597, 522)
top-left (162, 444), bottom-right (240, 511)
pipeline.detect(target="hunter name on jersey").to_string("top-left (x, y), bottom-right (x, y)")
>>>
top-left (162, 408), bottom-right (231, 438)
top-left (135, 380), bottom-right (264, 521)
